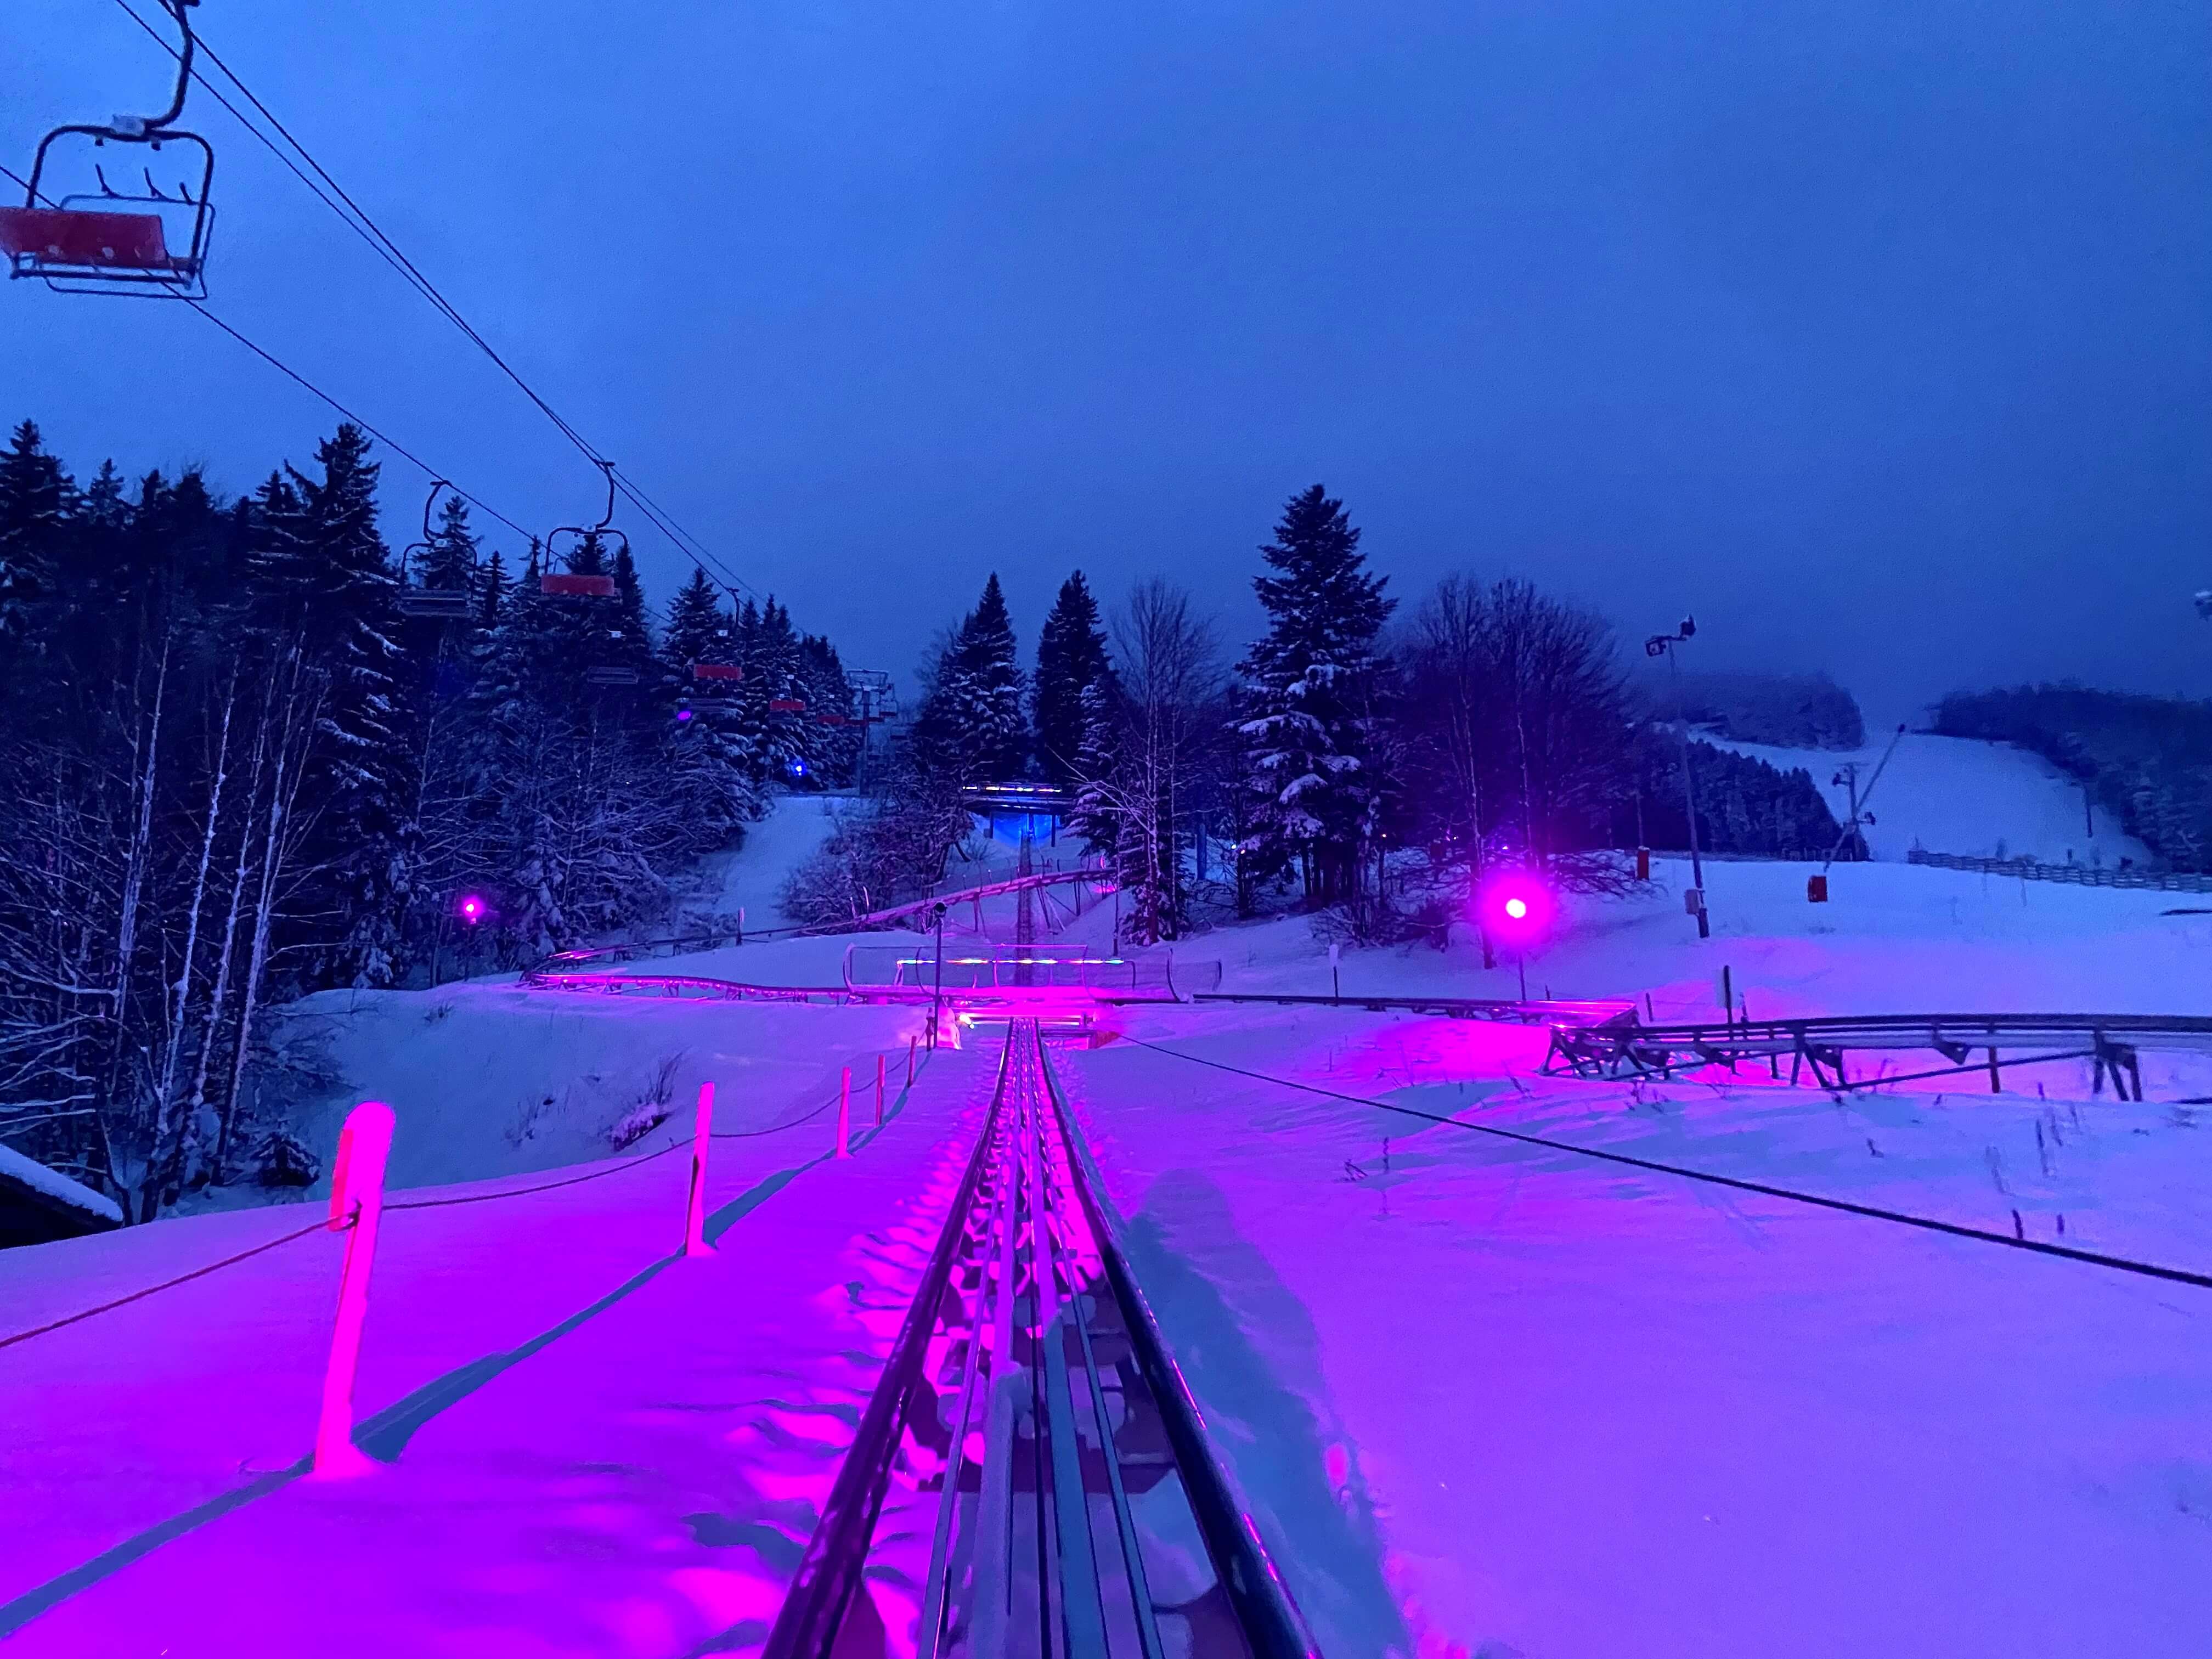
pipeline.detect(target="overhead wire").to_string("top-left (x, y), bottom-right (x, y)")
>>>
top-left (1, 160), bottom-right (537, 537)
top-left (110, 0), bottom-right (764, 600)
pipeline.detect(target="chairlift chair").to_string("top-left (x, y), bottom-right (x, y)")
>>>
top-left (583, 666), bottom-right (641, 687)
top-left (541, 459), bottom-right (629, 591)
top-left (396, 479), bottom-right (475, 619)
top-left (692, 662), bottom-right (745, 682)
top-left (0, 1), bottom-right (216, 297)
top-left (769, 697), bottom-right (808, 714)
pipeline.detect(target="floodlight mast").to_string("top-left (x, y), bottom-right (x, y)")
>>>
top-left (1644, 615), bottom-right (1708, 939)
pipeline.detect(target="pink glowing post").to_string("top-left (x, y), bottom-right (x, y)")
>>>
top-left (684, 1081), bottom-right (715, 1259)
top-left (313, 1101), bottom-right (395, 1479)
top-left (836, 1066), bottom-right (853, 1159)
top-left (876, 1053), bottom-right (887, 1126)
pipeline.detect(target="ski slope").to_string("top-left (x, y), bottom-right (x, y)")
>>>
top-left (1710, 731), bottom-right (2149, 865)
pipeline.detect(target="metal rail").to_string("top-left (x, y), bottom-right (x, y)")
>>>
top-left (1184, 990), bottom-right (1636, 1026)
top-left (761, 1022), bottom-right (1317, 1658)
top-left (1547, 1012), bottom-right (2212, 1099)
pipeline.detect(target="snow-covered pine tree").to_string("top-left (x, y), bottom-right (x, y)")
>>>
top-left (1232, 485), bottom-right (1395, 907)
top-left (0, 420), bottom-right (71, 652)
top-left (1033, 571), bottom-right (1114, 789)
top-left (916, 573), bottom-right (1027, 785)
top-left (247, 424), bottom-right (412, 986)
top-left (663, 567), bottom-right (762, 844)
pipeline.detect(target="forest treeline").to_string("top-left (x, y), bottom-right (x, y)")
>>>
top-left (788, 485), bottom-right (1846, 941)
top-left (0, 419), bottom-right (856, 1215)
top-left (1935, 684), bottom-right (2212, 871)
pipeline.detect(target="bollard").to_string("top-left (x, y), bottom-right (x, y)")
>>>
top-left (685, 1081), bottom-right (715, 1258)
top-left (313, 1101), bottom-right (396, 1479)
top-left (836, 1066), bottom-right (852, 1158)
top-left (876, 1053), bottom-right (886, 1126)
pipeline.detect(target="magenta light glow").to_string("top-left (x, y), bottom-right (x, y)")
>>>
top-left (459, 894), bottom-right (486, 924)
top-left (1479, 870), bottom-right (1555, 942)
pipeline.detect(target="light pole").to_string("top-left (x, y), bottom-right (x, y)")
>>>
top-left (1645, 616), bottom-right (1709, 939)
top-left (928, 901), bottom-right (947, 1051)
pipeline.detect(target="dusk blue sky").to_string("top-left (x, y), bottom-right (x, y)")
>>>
top-left (5, 1), bottom-right (2207, 715)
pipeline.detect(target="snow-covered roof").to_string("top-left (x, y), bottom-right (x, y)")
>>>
top-left (0, 1140), bottom-right (124, 1237)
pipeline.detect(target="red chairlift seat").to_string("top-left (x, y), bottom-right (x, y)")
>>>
top-left (0, 205), bottom-right (179, 273)
top-left (5, 4), bottom-right (218, 297)
top-left (692, 662), bottom-right (745, 682)
top-left (541, 572), bottom-right (617, 597)
top-left (769, 698), bottom-right (808, 713)
top-left (816, 713), bottom-right (849, 726)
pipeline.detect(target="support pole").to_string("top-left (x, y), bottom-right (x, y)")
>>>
top-left (1987, 1047), bottom-right (2002, 1094)
top-left (313, 1101), bottom-right (396, 1479)
top-left (836, 1066), bottom-right (852, 1158)
top-left (876, 1053), bottom-right (887, 1126)
top-left (907, 1035), bottom-right (917, 1086)
top-left (685, 1081), bottom-right (715, 1257)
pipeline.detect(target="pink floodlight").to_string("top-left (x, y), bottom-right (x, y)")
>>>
top-left (1479, 869), bottom-right (1555, 943)
top-left (459, 894), bottom-right (486, 924)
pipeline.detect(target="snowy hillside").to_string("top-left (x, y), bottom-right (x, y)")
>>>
top-left (1711, 731), bottom-right (2149, 865)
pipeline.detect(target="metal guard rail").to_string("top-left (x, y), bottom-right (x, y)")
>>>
top-left (1548, 1011), bottom-right (2212, 1099)
top-left (760, 1044), bottom-right (1013, 1657)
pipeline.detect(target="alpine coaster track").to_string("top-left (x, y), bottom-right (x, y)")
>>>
top-left (763, 1021), bottom-right (1318, 1659)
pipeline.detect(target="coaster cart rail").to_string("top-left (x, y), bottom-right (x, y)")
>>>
top-left (802, 863), bottom-right (1114, 936)
top-left (1186, 990), bottom-right (1637, 1026)
top-left (844, 943), bottom-right (1219, 1003)
top-left (1547, 1011), bottom-right (2212, 1101)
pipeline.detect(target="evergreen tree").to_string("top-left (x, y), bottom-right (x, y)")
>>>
top-left (250, 424), bottom-right (411, 985)
top-left (0, 420), bottom-right (71, 651)
top-left (916, 573), bottom-right (1026, 785)
top-left (1232, 485), bottom-right (1395, 906)
top-left (1032, 569), bottom-right (1114, 789)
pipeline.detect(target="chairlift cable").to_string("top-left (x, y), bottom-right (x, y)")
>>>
top-left (180, 297), bottom-right (534, 542)
top-left (111, 1), bottom-right (763, 602)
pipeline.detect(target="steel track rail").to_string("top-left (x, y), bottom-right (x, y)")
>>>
top-left (1548, 1011), bottom-right (2212, 1099)
top-left (762, 1024), bottom-right (1319, 1658)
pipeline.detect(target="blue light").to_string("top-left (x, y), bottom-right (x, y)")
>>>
top-left (789, 758), bottom-right (809, 777)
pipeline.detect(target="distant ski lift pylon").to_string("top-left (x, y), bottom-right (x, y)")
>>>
top-left (0, 1), bottom-right (216, 297)
top-left (396, 479), bottom-right (475, 620)
top-left (540, 459), bottom-right (629, 595)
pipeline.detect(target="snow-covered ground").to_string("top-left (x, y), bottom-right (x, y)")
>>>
top-left (1, 1039), bottom-right (994, 1654)
top-left (1066, 1003), bottom-right (2212, 1657)
top-left (1710, 731), bottom-right (2148, 865)
top-left (9, 769), bottom-right (2210, 1653)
